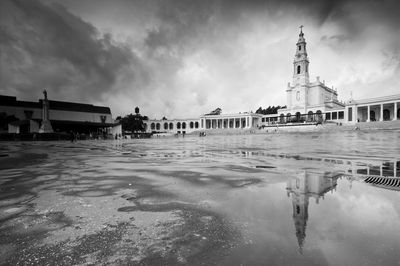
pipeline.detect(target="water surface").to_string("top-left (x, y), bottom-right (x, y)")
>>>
top-left (0, 130), bottom-right (399, 265)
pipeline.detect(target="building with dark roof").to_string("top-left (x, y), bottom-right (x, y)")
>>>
top-left (0, 95), bottom-right (121, 136)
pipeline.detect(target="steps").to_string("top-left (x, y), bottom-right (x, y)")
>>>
top-left (364, 176), bottom-right (400, 190)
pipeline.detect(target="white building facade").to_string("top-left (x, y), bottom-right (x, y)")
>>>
top-left (145, 28), bottom-right (400, 133)
top-left (276, 28), bottom-right (346, 124)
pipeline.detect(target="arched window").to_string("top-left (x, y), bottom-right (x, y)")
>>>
top-left (195, 122), bottom-right (199, 128)
top-left (297, 65), bottom-right (301, 74)
top-left (177, 122), bottom-right (181, 129)
top-left (295, 112), bottom-right (301, 122)
top-left (280, 114), bottom-right (285, 123)
top-left (164, 122), bottom-right (168, 130)
top-left (316, 110), bottom-right (322, 122)
top-left (287, 113), bottom-right (291, 123)
top-left (151, 123), bottom-right (155, 130)
top-left (307, 111), bottom-right (313, 121)
top-left (190, 122), bottom-right (194, 129)
top-left (182, 122), bottom-right (186, 129)
top-left (169, 122), bottom-right (174, 130)
top-left (298, 45), bottom-right (301, 51)
top-left (296, 91), bottom-right (300, 101)
top-left (156, 123), bottom-right (160, 130)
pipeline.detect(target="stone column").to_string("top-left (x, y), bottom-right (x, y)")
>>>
top-left (367, 106), bottom-right (370, 122)
top-left (394, 102), bottom-right (398, 120)
top-left (39, 89), bottom-right (54, 133)
top-left (354, 107), bottom-right (358, 123)
top-left (380, 104), bottom-right (384, 121)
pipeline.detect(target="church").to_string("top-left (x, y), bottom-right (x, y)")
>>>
top-left (276, 27), bottom-right (346, 124)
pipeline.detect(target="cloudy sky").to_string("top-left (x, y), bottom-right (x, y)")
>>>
top-left (1, 0), bottom-right (399, 119)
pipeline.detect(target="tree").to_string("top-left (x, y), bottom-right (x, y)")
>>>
top-left (0, 112), bottom-right (18, 131)
top-left (206, 108), bottom-right (222, 115)
top-left (120, 107), bottom-right (147, 133)
top-left (255, 105), bottom-right (286, 115)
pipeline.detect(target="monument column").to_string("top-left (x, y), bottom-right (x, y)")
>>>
top-left (39, 90), bottom-right (54, 133)
top-left (367, 106), bottom-right (370, 122)
top-left (380, 104), bottom-right (384, 121)
top-left (394, 102), bottom-right (397, 120)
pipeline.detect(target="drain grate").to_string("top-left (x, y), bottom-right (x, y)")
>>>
top-left (364, 176), bottom-right (400, 188)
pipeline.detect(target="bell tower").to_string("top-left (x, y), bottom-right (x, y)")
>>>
top-left (293, 25), bottom-right (309, 85)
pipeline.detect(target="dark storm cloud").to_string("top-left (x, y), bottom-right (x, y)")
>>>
top-left (1, 0), bottom-right (400, 117)
top-left (0, 0), bottom-right (145, 101)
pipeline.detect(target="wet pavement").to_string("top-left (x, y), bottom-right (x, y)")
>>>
top-left (1, 130), bottom-right (400, 265)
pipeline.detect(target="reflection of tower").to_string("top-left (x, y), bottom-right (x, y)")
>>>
top-left (287, 171), bottom-right (339, 253)
top-left (39, 90), bottom-right (54, 133)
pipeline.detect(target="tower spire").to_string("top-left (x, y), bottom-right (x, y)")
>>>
top-left (293, 26), bottom-right (309, 85)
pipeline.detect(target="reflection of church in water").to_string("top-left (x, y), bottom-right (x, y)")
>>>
top-left (286, 171), bottom-right (341, 253)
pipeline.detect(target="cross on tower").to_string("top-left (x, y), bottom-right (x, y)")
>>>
top-left (299, 25), bottom-right (304, 33)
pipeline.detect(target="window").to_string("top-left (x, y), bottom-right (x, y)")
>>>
top-left (332, 112), bottom-right (337, 120)
top-left (326, 112), bottom-right (331, 120)
top-left (280, 114), bottom-right (285, 123)
top-left (339, 111), bottom-right (344, 119)
top-left (298, 45), bottom-right (301, 51)
top-left (296, 91), bottom-right (300, 101)
top-left (295, 112), bottom-right (301, 121)
top-left (297, 65), bottom-right (301, 74)
top-left (308, 111), bottom-right (314, 121)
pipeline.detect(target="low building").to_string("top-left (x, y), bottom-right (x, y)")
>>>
top-left (144, 118), bottom-right (200, 135)
top-left (0, 94), bottom-right (121, 136)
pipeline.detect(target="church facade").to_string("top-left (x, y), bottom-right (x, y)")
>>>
top-left (276, 27), bottom-right (345, 124)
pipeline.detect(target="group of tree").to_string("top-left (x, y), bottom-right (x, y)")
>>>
top-left (0, 112), bottom-right (18, 131)
top-left (255, 105), bottom-right (286, 115)
top-left (205, 108), bottom-right (222, 115)
top-left (116, 107), bottom-right (148, 133)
